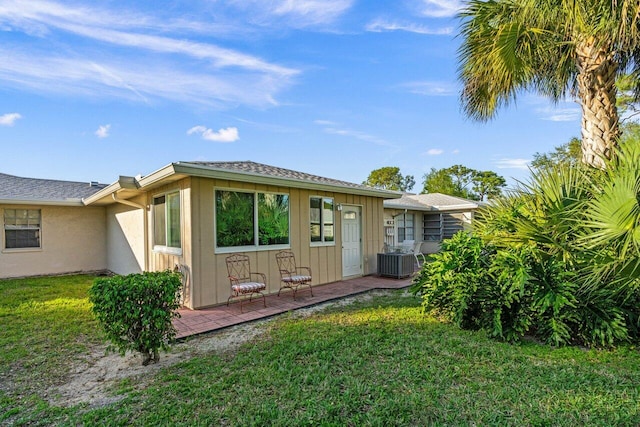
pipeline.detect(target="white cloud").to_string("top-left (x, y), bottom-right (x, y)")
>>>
top-left (402, 81), bottom-right (457, 96)
top-left (418, 0), bottom-right (464, 18)
top-left (314, 119), bottom-right (337, 126)
top-left (538, 107), bottom-right (581, 122)
top-left (365, 19), bottom-right (452, 35)
top-left (95, 124), bottom-right (110, 138)
top-left (452, 149), bottom-right (460, 154)
top-left (187, 126), bottom-right (239, 143)
top-left (426, 148), bottom-right (444, 155)
top-left (0, 112), bottom-right (22, 126)
top-left (230, 0), bottom-right (354, 27)
top-left (495, 158), bottom-right (530, 170)
top-left (0, 1), bottom-right (299, 107)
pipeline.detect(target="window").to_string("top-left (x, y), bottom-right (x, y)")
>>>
top-left (4, 209), bottom-right (41, 249)
top-left (396, 213), bottom-right (414, 242)
top-left (153, 192), bottom-right (181, 250)
top-left (423, 213), bottom-right (465, 242)
top-left (215, 190), bottom-right (289, 249)
top-left (310, 197), bottom-right (334, 243)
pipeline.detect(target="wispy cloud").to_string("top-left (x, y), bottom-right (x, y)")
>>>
top-left (0, 1), bottom-right (299, 107)
top-left (95, 124), bottom-right (110, 138)
top-left (425, 148), bottom-right (444, 155)
top-left (365, 19), bottom-right (452, 35)
top-left (187, 126), bottom-right (240, 143)
top-left (314, 120), bottom-right (392, 147)
top-left (418, 0), bottom-right (465, 18)
top-left (537, 106), bottom-right (581, 122)
top-left (495, 158), bottom-right (530, 170)
top-left (229, 0), bottom-right (354, 27)
top-left (0, 112), bottom-right (22, 126)
top-left (401, 81), bottom-right (457, 96)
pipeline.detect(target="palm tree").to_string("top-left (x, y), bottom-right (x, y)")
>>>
top-left (458, 0), bottom-right (640, 168)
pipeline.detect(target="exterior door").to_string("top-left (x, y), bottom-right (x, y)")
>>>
top-left (341, 206), bottom-right (362, 277)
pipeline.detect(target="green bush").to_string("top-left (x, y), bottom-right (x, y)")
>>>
top-left (413, 145), bottom-right (640, 347)
top-left (89, 271), bottom-right (182, 365)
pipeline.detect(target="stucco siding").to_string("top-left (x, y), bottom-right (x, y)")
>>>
top-left (106, 196), bottom-right (146, 275)
top-left (0, 205), bottom-right (107, 278)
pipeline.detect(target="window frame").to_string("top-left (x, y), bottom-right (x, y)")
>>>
top-left (152, 190), bottom-right (182, 255)
top-left (396, 213), bottom-right (414, 243)
top-left (3, 208), bottom-right (42, 251)
top-left (214, 188), bottom-right (291, 253)
top-left (310, 196), bottom-right (335, 246)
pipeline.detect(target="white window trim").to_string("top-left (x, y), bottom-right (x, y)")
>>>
top-left (151, 190), bottom-right (183, 256)
top-left (310, 196), bottom-right (336, 247)
top-left (214, 187), bottom-right (291, 253)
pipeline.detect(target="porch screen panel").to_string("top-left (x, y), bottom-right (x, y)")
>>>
top-left (216, 190), bottom-right (255, 247)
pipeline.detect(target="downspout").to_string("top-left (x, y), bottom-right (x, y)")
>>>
top-left (112, 193), bottom-right (149, 271)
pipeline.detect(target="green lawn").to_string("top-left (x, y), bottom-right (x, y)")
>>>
top-left (2, 276), bottom-right (639, 426)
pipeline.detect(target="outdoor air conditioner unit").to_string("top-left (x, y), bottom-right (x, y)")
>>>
top-left (377, 253), bottom-right (414, 279)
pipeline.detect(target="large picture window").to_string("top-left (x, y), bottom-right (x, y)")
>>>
top-left (4, 209), bottom-right (41, 249)
top-left (216, 190), bottom-right (289, 249)
top-left (153, 192), bottom-right (181, 250)
top-left (310, 197), bottom-right (334, 243)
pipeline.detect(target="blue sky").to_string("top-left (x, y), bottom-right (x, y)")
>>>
top-left (0, 0), bottom-right (581, 190)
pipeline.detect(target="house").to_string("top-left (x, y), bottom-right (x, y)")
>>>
top-left (383, 193), bottom-right (479, 254)
top-left (1, 162), bottom-right (401, 309)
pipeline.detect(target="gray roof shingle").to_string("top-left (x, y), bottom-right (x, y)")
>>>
top-left (180, 161), bottom-right (373, 191)
top-left (0, 173), bottom-right (107, 203)
top-left (384, 193), bottom-right (479, 211)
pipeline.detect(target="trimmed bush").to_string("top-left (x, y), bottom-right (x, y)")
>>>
top-left (89, 271), bottom-right (182, 365)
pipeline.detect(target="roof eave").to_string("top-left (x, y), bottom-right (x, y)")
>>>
top-left (0, 198), bottom-right (85, 206)
top-left (173, 163), bottom-right (402, 198)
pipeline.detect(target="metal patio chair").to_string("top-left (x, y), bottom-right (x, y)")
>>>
top-left (275, 250), bottom-right (313, 300)
top-left (225, 254), bottom-right (267, 312)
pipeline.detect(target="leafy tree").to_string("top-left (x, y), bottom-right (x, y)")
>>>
top-left (422, 167), bottom-right (462, 196)
top-left (472, 171), bottom-right (507, 201)
top-left (458, 0), bottom-right (640, 169)
top-left (363, 166), bottom-right (415, 192)
top-left (531, 137), bottom-right (583, 169)
top-left (423, 165), bottom-right (506, 200)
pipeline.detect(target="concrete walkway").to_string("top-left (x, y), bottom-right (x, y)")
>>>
top-left (174, 275), bottom-right (412, 339)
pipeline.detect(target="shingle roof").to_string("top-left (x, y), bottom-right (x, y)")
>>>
top-left (179, 161), bottom-right (374, 191)
top-left (384, 193), bottom-right (479, 211)
top-left (0, 173), bottom-right (107, 203)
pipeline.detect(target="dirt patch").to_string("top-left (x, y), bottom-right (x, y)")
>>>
top-left (47, 289), bottom-right (405, 408)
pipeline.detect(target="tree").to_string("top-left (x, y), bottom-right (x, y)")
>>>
top-left (472, 171), bottom-right (507, 201)
top-left (363, 166), bottom-right (415, 192)
top-left (422, 167), bottom-right (462, 197)
top-left (531, 137), bottom-right (583, 169)
top-left (422, 165), bottom-right (506, 200)
top-left (458, 0), bottom-right (640, 169)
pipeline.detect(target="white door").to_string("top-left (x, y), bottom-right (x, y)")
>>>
top-left (341, 206), bottom-right (362, 277)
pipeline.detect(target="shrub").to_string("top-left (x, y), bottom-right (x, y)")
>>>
top-left (89, 270), bottom-right (182, 365)
top-left (413, 150), bottom-right (640, 347)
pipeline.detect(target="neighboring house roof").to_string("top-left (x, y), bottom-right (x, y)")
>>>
top-left (384, 193), bottom-right (479, 212)
top-left (85, 161), bottom-right (402, 205)
top-left (0, 173), bottom-right (106, 206)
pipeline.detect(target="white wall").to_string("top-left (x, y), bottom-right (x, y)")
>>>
top-left (0, 205), bottom-right (107, 278)
top-left (106, 200), bottom-right (145, 275)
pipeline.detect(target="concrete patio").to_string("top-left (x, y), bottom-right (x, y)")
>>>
top-left (174, 275), bottom-right (412, 339)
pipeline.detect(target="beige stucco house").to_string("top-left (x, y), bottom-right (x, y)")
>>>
top-left (383, 193), bottom-right (479, 254)
top-left (1, 162), bottom-right (401, 309)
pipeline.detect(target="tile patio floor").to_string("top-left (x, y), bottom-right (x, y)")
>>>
top-left (174, 275), bottom-right (412, 339)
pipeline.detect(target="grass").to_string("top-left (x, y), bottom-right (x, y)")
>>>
top-left (0, 275), bottom-right (101, 397)
top-left (2, 276), bottom-right (640, 426)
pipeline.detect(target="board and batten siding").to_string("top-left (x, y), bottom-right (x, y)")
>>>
top-left (181, 176), bottom-right (385, 309)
